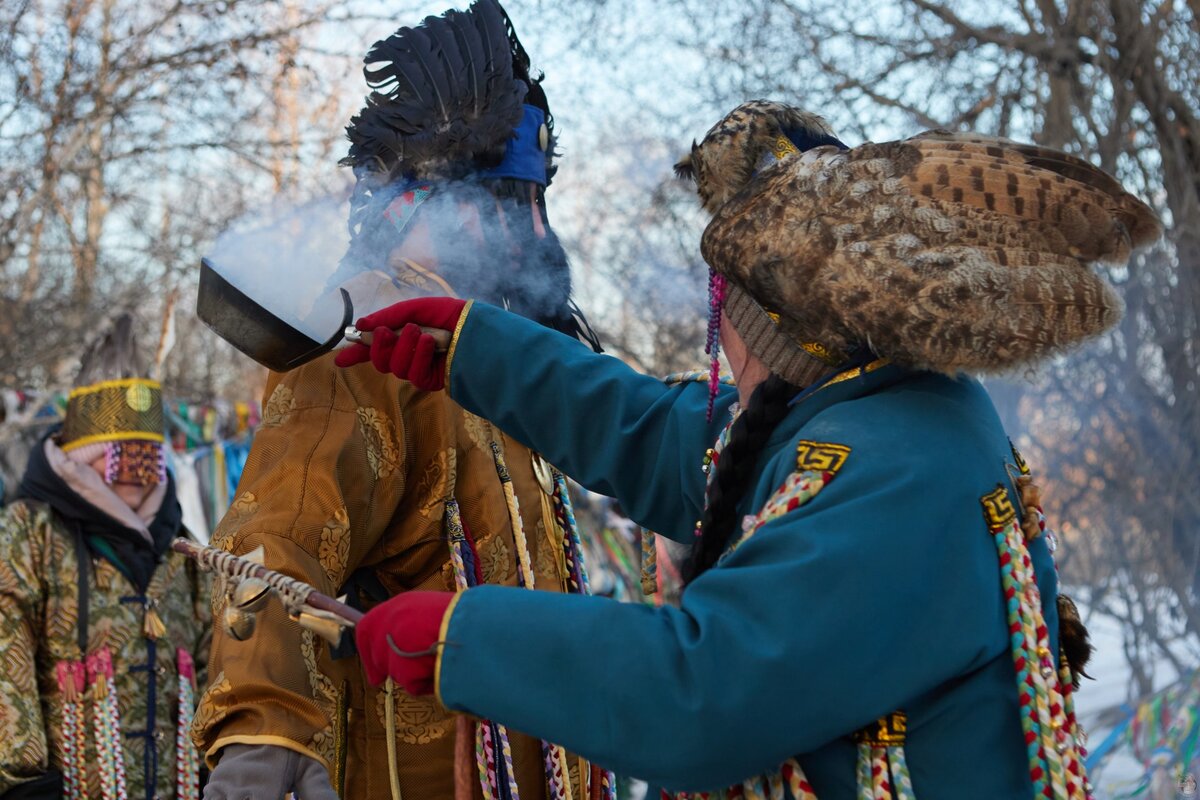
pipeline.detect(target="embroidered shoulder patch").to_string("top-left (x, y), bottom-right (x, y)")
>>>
top-left (981, 485), bottom-right (1017, 531)
top-left (854, 711), bottom-right (908, 746)
top-left (796, 440), bottom-right (851, 474)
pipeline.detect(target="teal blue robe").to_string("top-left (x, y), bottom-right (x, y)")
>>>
top-left (436, 301), bottom-right (1061, 798)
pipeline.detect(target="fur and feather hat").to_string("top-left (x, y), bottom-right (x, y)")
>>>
top-left (678, 101), bottom-right (1162, 379)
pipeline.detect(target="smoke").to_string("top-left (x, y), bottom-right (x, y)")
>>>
top-left (205, 195), bottom-right (351, 343)
top-left (203, 174), bottom-right (597, 355)
top-left (339, 176), bottom-right (593, 343)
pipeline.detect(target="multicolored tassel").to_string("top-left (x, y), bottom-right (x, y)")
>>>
top-left (87, 648), bottom-right (127, 800)
top-left (176, 649), bottom-right (200, 800)
top-left (56, 660), bottom-right (89, 800)
top-left (552, 469), bottom-right (591, 594)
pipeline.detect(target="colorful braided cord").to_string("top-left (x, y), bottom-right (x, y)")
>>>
top-left (176, 649), bottom-right (200, 800)
top-left (855, 743), bottom-right (874, 800)
top-left (994, 520), bottom-right (1051, 796)
top-left (781, 759), bottom-right (818, 800)
top-left (56, 661), bottom-right (88, 800)
top-left (475, 721), bottom-right (498, 800)
top-left (87, 649), bottom-right (127, 800)
top-left (887, 747), bottom-right (915, 800)
top-left (553, 470), bottom-right (591, 593)
top-left (489, 442), bottom-right (535, 588)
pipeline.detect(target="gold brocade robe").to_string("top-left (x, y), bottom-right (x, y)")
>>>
top-left (192, 354), bottom-right (583, 800)
top-left (0, 502), bottom-right (211, 799)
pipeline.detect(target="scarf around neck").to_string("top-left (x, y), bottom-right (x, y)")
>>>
top-left (18, 432), bottom-right (182, 592)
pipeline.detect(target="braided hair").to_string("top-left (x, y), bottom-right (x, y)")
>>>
top-left (684, 374), bottom-right (798, 583)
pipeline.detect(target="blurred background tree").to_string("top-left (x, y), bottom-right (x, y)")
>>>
top-left (0, 0), bottom-right (1195, 751)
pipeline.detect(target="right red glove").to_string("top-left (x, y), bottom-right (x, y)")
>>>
top-left (334, 297), bottom-right (466, 391)
top-left (355, 590), bottom-right (457, 695)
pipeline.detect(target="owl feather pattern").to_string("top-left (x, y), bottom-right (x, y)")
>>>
top-left (681, 101), bottom-right (1162, 374)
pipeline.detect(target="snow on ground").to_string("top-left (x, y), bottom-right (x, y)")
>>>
top-left (1073, 597), bottom-right (1196, 798)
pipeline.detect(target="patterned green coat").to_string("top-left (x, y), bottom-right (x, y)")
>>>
top-left (0, 500), bottom-right (211, 799)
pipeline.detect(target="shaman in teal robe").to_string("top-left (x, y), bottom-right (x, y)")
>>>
top-left (434, 301), bottom-right (1061, 799)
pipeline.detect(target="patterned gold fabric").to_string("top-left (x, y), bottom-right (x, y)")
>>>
top-left (192, 355), bottom-right (578, 800)
top-left (0, 501), bottom-right (212, 797)
top-left (60, 378), bottom-right (165, 450)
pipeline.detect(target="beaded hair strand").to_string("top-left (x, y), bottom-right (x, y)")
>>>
top-left (686, 373), bottom-right (797, 583)
top-left (705, 271), bottom-right (728, 422)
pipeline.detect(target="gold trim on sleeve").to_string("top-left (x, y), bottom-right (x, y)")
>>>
top-left (433, 591), bottom-right (465, 709)
top-left (443, 300), bottom-right (475, 389)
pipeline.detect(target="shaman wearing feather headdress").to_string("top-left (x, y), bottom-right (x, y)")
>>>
top-left (192, 2), bottom-right (600, 800)
top-left (0, 313), bottom-right (211, 800)
top-left (331, 100), bottom-right (1160, 799)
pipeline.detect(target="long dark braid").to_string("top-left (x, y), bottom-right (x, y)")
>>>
top-left (684, 374), bottom-right (798, 583)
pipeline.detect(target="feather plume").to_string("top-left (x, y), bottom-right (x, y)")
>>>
top-left (75, 312), bottom-right (144, 387)
top-left (342, 0), bottom-right (527, 179)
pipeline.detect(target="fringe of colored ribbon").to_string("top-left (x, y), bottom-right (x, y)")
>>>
top-left (447, 496), bottom-right (526, 800)
top-left (87, 648), bottom-right (127, 800)
top-left (175, 649), bottom-right (200, 800)
top-left (552, 470), bottom-right (591, 593)
top-left (56, 660), bottom-right (89, 800)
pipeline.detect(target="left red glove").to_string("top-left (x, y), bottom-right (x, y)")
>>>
top-left (334, 297), bottom-right (467, 391)
top-left (355, 590), bottom-right (457, 694)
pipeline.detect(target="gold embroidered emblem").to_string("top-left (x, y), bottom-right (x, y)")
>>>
top-left (261, 384), bottom-right (297, 427)
top-left (415, 448), bottom-right (456, 517)
top-left (191, 672), bottom-right (232, 739)
top-left (981, 485), bottom-right (1017, 531)
top-left (319, 509), bottom-right (351, 583)
top-left (310, 725), bottom-right (337, 765)
top-left (221, 492), bottom-right (259, 529)
top-left (796, 440), bottom-right (851, 473)
top-left (480, 533), bottom-right (513, 584)
top-left (534, 519), bottom-right (562, 583)
top-left (799, 341), bottom-right (843, 365)
top-left (301, 627), bottom-right (338, 765)
top-left (375, 684), bottom-right (454, 744)
top-left (356, 407), bottom-right (401, 480)
top-left (125, 382), bottom-right (153, 412)
top-left (462, 412), bottom-right (493, 451)
top-left (854, 711), bottom-right (907, 746)
top-left (772, 134), bottom-right (801, 159)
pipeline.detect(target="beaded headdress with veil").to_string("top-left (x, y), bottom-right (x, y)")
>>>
top-left (60, 313), bottom-right (166, 486)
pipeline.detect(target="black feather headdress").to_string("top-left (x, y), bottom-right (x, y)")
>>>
top-left (337, 0), bottom-right (599, 353)
top-left (341, 0), bottom-right (532, 181)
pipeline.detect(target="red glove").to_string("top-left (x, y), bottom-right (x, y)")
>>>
top-left (355, 590), bottom-right (457, 694)
top-left (334, 297), bottom-right (467, 391)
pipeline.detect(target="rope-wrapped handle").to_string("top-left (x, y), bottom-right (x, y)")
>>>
top-left (171, 538), bottom-right (362, 625)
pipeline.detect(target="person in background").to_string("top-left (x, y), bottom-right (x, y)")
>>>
top-left (0, 312), bottom-right (211, 800)
top-left (193, 2), bottom-right (605, 799)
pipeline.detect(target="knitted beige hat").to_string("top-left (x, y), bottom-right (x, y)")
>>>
top-left (722, 283), bottom-right (841, 387)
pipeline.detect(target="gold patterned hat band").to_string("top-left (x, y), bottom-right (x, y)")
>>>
top-left (722, 284), bottom-right (843, 387)
top-left (60, 378), bottom-right (165, 451)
